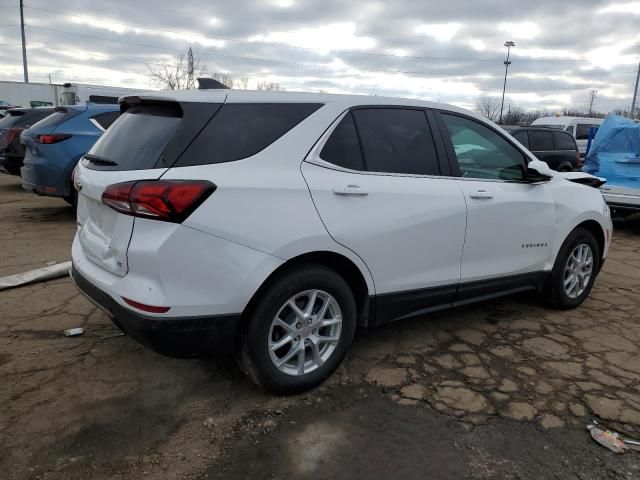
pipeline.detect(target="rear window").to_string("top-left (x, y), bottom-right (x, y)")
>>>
top-left (529, 130), bottom-right (554, 151)
top-left (30, 108), bottom-right (80, 131)
top-left (553, 131), bottom-right (577, 150)
top-left (87, 103), bottom-right (182, 171)
top-left (0, 109), bottom-right (55, 129)
top-left (175, 103), bottom-right (322, 167)
top-left (0, 111), bottom-right (24, 128)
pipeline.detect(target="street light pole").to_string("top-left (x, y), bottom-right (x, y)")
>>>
top-left (499, 41), bottom-right (515, 125)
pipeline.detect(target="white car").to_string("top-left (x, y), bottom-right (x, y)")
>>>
top-left (71, 91), bottom-right (612, 393)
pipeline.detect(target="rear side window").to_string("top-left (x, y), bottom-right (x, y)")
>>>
top-left (320, 113), bottom-right (364, 170)
top-left (529, 130), bottom-right (554, 151)
top-left (352, 108), bottom-right (439, 175)
top-left (576, 124), bottom-right (599, 140)
top-left (553, 131), bottom-right (577, 150)
top-left (87, 103), bottom-right (182, 170)
top-left (90, 111), bottom-right (120, 131)
top-left (512, 130), bottom-right (529, 149)
top-left (176, 103), bottom-right (322, 167)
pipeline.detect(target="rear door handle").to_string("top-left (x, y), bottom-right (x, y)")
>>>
top-left (469, 190), bottom-right (493, 199)
top-left (332, 185), bottom-right (368, 196)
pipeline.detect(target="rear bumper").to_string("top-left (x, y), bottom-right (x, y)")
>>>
top-left (71, 264), bottom-right (241, 358)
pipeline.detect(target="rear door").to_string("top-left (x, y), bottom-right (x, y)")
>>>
top-left (437, 112), bottom-right (555, 290)
top-left (76, 99), bottom-right (224, 276)
top-left (302, 107), bottom-right (467, 321)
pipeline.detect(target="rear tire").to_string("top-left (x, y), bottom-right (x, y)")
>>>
top-left (547, 227), bottom-right (600, 309)
top-left (238, 265), bottom-right (357, 394)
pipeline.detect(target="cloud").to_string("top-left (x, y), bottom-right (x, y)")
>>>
top-left (0, 0), bottom-right (637, 113)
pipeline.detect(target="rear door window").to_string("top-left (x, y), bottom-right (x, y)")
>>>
top-left (529, 130), bottom-right (554, 151)
top-left (86, 103), bottom-right (182, 170)
top-left (352, 108), bottom-right (439, 175)
top-left (553, 131), bottom-right (577, 150)
top-left (320, 113), bottom-right (364, 170)
top-left (90, 111), bottom-right (120, 131)
top-left (512, 130), bottom-right (529, 149)
top-left (176, 103), bottom-right (322, 167)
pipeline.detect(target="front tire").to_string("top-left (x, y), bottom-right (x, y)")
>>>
top-left (548, 227), bottom-right (600, 309)
top-left (239, 265), bottom-right (357, 394)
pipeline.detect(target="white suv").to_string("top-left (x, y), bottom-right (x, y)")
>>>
top-left (71, 91), bottom-right (612, 393)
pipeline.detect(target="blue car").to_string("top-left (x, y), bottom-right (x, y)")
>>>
top-left (21, 104), bottom-right (120, 206)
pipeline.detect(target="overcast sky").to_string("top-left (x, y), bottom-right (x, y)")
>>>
top-left (1, 0), bottom-right (639, 112)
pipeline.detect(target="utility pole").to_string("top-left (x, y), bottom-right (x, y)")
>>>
top-left (588, 89), bottom-right (598, 117)
top-left (631, 61), bottom-right (640, 119)
top-left (19, 0), bottom-right (28, 83)
top-left (499, 41), bottom-right (515, 125)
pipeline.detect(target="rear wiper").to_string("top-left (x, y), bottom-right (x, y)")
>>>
top-left (84, 153), bottom-right (118, 166)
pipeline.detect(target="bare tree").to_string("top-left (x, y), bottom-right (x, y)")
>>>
top-left (147, 47), bottom-right (208, 90)
top-left (256, 81), bottom-right (281, 91)
top-left (501, 105), bottom-right (526, 126)
top-left (209, 72), bottom-right (235, 89)
top-left (475, 96), bottom-right (501, 122)
top-left (235, 77), bottom-right (250, 90)
top-left (588, 89), bottom-right (598, 116)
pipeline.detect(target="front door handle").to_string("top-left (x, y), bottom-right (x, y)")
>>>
top-left (469, 190), bottom-right (493, 199)
top-left (332, 185), bottom-right (369, 196)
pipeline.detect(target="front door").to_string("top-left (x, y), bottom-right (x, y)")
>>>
top-left (437, 112), bottom-right (556, 294)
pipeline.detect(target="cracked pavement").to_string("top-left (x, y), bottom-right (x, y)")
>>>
top-left (1, 174), bottom-right (640, 479)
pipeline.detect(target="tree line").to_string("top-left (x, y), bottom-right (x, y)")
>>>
top-left (476, 94), bottom-right (638, 126)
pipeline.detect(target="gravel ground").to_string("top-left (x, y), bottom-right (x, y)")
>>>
top-left (1, 173), bottom-right (640, 480)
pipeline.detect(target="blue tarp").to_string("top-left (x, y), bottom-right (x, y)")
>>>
top-left (583, 114), bottom-right (640, 189)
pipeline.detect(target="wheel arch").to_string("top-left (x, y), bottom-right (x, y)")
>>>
top-left (574, 219), bottom-right (606, 267)
top-left (240, 251), bottom-right (372, 332)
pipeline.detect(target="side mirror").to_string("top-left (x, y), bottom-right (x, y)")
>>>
top-left (526, 159), bottom-right (553, 182)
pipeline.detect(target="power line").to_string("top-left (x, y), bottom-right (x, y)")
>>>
top-left (19, 43), bottom-right (636, 97)
top-left (23, 24), bottom-right (640, 82)
top-left (22, 4), bottom-right (615, 66)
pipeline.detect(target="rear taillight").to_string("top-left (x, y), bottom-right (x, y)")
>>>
top-left (102, 180), bottom-right (216, 223)
top-left (6, 127), bottom-right (24, 144)
top-left (34, 133), bottom-right (72, 144)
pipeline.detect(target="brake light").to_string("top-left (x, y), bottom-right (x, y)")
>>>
top-left (102, 180), bottom-right (216, 223)
top-left (6, 127), bottom-right (24, 144)
top-left (35, 133), bottom-right (72, 144)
